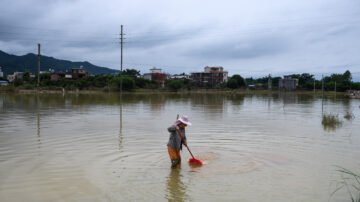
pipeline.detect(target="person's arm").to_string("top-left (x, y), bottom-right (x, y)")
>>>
top-left (168, 125), bottom-right (176, 132)
top-left (182, 129), bottom-right (187, 145)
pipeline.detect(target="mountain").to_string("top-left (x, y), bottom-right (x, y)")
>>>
top-left (0, 50), bottom-right (119, 75)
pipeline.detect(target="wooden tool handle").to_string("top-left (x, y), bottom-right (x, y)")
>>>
top-left (176, 128), bottom-right (195, 159)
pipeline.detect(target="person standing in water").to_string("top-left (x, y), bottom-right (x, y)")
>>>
top-left (167, 115), bottom-right (192, 167)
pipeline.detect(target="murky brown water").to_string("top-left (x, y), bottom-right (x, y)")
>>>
top-left (0, 92), bottom-right (359, 201)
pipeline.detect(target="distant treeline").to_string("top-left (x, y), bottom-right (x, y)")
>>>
top-left (244, 70), bottom-right (358, 91)
top-left (1, 69), bottom-right (359, 92)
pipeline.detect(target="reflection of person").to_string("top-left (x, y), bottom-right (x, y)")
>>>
top-left (167, 115), bottom-right (192, 167)
top-left (165, 168), bottom-right (188, 201)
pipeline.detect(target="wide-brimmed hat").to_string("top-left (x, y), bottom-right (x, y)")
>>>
top-left (178, 115), bottom-right (192, 126)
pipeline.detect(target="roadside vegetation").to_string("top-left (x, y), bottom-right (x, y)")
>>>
top-left (1, 69), bottom-right (360, 92)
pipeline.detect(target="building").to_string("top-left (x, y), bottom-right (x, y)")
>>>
top-left (191, 66), bottom-right (228, 86)
top-left (143, 67), bottom-right (167, 83)
top-left (40, 68), bottom-right (55, 74)
top-left (0, 67), bottom-right (3, 78)
top-left (279, 75), bottom-right (299, 90)
top-left (170, 73), bottom-right (190, 80)
top-left (51, 72), bottom-right (72, 81)
top-left (71, 66), bottom-right (90, 79)
top-left (7, 72), bottom-right (24, 82)
top-left (51, 66), bottom-right (89, 81)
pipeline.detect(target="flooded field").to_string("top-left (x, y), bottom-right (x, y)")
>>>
top-left (0, 92), bottom-right (359, 201)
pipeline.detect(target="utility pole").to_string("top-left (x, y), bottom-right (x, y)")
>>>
top-left (334, 81), bottom-right (336, 92)
top-left (120, 25), bottom-right (124, 94)
top-left (321, 75), bottom-right (324, 98)
top-left (321, 75), bottom-right (324, 114)
top-left (37, 43), bottom-right (40, 88)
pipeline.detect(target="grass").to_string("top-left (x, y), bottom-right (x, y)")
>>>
top-left (322, 113), bottom-right (343, 131)
top-left (332, 166), bottom-right (360, 202)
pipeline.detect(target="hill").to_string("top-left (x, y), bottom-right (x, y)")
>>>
top-left (0, 50), bottom-right (119, 75)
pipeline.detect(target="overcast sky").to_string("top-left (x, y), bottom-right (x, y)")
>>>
top-left (0, 0), bottom-right (359, 80)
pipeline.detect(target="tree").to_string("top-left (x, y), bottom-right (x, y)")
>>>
top-left (13, 78), bottom-right (23, 86)
top-left (23, 72), bottom-right (30, 82)
top-left (230, 74), bottom-right (245, 88)
top-left (289, 73), bottom-right (314, 89)
top-left (343, 70), bottom-right (352, 82)
top-left (227, 79), bottom-right (238, 89)
top-left (110, 76), bottom-right (135, 91)
top-left (122, 69), bottom-right (140, 77)
top-left (135, 77), bottom-right (149, 88)
top-left (166, 79), bottom-right (183, 91)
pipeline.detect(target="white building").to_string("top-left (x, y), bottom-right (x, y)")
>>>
top-left (0, 66), bottom-right (3, 78)
top-left (149, 67), bottom-right (162, 74)
top-left (7, 72), bottom-right (24, 82)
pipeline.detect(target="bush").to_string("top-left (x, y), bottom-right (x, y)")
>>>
top-left (146, 80), bottom-right (160, 89)
top-left (231, 74), bottom-right (246, 87)
top-left (13, 78), bottom-right (23, 87)
top-left (135, 78), bottom-right (149, 88)
top-left (352, 82), bottom-right (360, 90)
top-left (166, 79), bottom-right (183, 91)
top-left (22, 83), bottom-right (35, 89)
top-left (227, 79), bottom-right (238, 89)
top-left (110, 76), bottom-right (135, 91)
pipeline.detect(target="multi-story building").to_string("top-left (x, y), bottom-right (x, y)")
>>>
top-left (7, 72), bottom-right (24, 82)
top-left (143, 67), bottom-right (167, 83)
top-left (279, 75), bottom-right (299, 90)
top-left (191, 66), bottom-right (228, 86)
top-left (51, 66), bottom-right (90, 81)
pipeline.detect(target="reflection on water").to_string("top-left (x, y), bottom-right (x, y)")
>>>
top-left (0, 92), bottom-right (359, 201)
top-left (119, 93), bottom-right (123, 151)
top-left (37, 93), bottom-right (41, 147)
top-left (165, 168), bottom-right (189, 202)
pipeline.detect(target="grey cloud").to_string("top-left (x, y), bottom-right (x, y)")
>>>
top-left (184, 36), bottom-right (289, 60)
top-left (0, 0), bottom-right (360, 80)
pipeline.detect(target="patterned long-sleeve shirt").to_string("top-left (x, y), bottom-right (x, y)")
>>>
top-left (167, 125), bottom-right (187, 151)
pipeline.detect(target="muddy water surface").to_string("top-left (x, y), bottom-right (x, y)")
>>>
top-left (0, 93), bottom-right (359, 201)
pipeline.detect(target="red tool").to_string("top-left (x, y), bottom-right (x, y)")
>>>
top-left (176, 128), bottom-right (203, 165)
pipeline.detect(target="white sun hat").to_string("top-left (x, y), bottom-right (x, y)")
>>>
top-left (178, 115), bottom-right (192, 126)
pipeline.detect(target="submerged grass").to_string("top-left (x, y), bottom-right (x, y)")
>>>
top-left (332, 166), bottom-right (360, 202)
top-left (322, 114), bottom-right (343, 131)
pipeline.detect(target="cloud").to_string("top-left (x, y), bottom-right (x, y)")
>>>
top-left (0, 0), bottom-right (360, 80)
top-left (184, 35), bottom-right (289, 60)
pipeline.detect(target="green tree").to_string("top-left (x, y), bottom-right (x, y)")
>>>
top-left (231, 74), bottom-right (246, 87)
top-left (343, 70), bottom-right (352, 82)
top-left (110, 76), bottom-right (135, 91)
top-left (227, 79), bottom-right (239, 89)
top-left (122, 69), bottom-right (140, 77)
top-left (166, 79), bottom-right (183, 91)
top-left (135, 77), bottom-right (149, 88)
top-left (13, 78), bottom-right (23, 86)
top-left (23, 72), bottom-right (30, 82)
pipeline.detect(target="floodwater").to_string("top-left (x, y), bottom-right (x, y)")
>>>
top-left (0, 92), bottom-right (359, 202)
